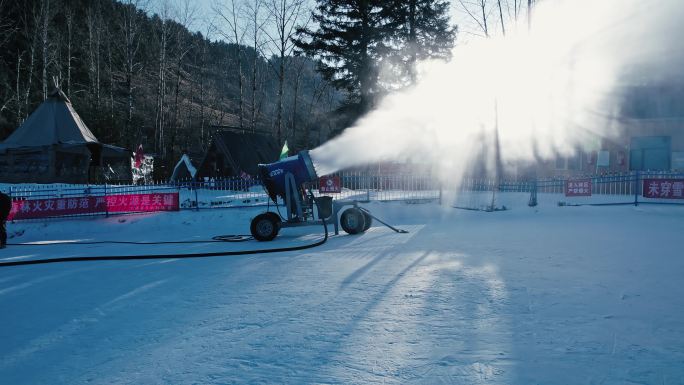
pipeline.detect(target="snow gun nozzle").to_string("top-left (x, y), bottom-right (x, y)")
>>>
top-left (258, 150), bottom-right (318, 203)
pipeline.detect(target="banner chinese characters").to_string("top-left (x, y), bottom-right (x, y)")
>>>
top-left (106, 193), bottom-right (179, 213)
top-left (8, 192), bottom-right (179, 220)
top-left (565, 179), bottom-right (592, 197)
top-left (642, 179), bottom-right (684, 199)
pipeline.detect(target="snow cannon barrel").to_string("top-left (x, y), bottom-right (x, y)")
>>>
top-left (259, 150), bottom-right (318, 202)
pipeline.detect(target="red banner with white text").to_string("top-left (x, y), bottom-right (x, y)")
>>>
top-left (565, 179), bottom-right (592, 197)
top-left (8, 193), bottom-right (179, 220)
top-left (642, 179), bottom-right (684, 199)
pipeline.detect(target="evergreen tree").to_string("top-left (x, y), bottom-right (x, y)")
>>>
top-left (295, 0), bottom-right (455, 116)
top-left (295, 0), bottom-right (394, 113)
top-left (390, 0), bottom-right (456, 84)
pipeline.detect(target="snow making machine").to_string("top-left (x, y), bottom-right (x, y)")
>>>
top-left (251, 150), bottom-right (372, 241)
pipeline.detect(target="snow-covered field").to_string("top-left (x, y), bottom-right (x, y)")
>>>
top-left (1, 198), bottom-right (683, 384)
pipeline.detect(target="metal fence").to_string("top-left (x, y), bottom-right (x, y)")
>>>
top-left (3, 170), bottom-right (683, 221)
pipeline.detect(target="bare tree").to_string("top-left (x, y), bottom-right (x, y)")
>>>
top-left (197, 21), bottom-right (217, 147)
top-left (496, 0), bottom-right (506, 36)
top-left (456, 0), bottom-right (535, 38)
top-left (169, 0), bottom-right (198, 158)
top-left (39, 0), bottom-right (53, 100)
top-left (0, 0), bottom-right (16, 48)
top-left (63, 5), bottom-right (74, 96)
top-left (155, 0), bottom-right (173, 156)
top-left (213, 0), bottom-right (247, 130)
top-left (103, 22), bottom-right (115, 130)
top-left (118, 0), bottom-right (148, 145)
top-left (13, 53), bottom-right (22, 122)
top-left (457, 0), bottom-right (490, 37)
top-left (0, 0), bottom-right (17, 115)
top-left (21, 6), bottom-right (40, 119)
top-left (245, 0), bottom-right (268, 132)
top-left (262, 0), bottom-right (309, 143)
top-left (86, 1), bottom-right (103, 112)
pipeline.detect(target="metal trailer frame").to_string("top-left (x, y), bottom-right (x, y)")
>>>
top-left (279, 172), bottom-right (359, 235)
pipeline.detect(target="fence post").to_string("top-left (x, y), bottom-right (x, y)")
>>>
top-left (366, 170), bottom-right (371, 202)
top-left (528, 179), bottom-right (538, 207)
top-left (104, 183), bottom-right (109, 217)
top-left (438, 182), bottom-right (443, 205)
top-left (634, 171), bottom-right (639, 206)
top-left (194, 180), bottom-right (199, 211)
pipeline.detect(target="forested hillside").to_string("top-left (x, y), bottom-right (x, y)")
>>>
top-left (0, 0), bottom-right (343, 175)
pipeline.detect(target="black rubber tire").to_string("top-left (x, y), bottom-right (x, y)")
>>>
top-left (265, 212), bottom-right (282, 230)
top-left (340, 208), bottom-right (366, 235)
top-left (250, 213), bottom-right (280, 241)
top-left (362, 211), bottom-right (372, 232)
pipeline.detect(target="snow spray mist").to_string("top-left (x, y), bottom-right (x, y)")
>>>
top-left (309, 0), bottom-right (684, 182)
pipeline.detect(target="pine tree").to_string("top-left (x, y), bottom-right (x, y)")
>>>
top-left (389, 0), bottom-right (456, 84)
top-left (295, 0), bottom-right (393, 113)
top-left (295, 0), bottom-right (455, 115)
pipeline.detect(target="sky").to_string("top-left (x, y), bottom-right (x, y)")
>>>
top-left (153, 0), bottom-right (486, 45)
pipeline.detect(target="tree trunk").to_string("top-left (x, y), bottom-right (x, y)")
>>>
top-left (528, 0), bottom-right (532, 30)
top-left (293, 73), bottom-right (302, 146)
top-left (41, 0), bottom-right (50, 100)
top-left (236, 48), bottom-right (244, 130)
top-left (155, 19), bottom-right (168, 157)
top-left (276, 55), bottom-right (284, 142)
top-left (408, 0), bottom-right (417, 83)
top-left (497, 0), bottom-right (506, 36)
top-left (24, 30), bottom-right (36, 118)
top-left (481, 0), bottom-right (489, 37)
top-left (172, 58), bottom-right (182, 153)
top-left (251, 43), bottom-right (257, 132)
top-left (359, 0), bottom-right (371, 110)
top-left (199, 39), bottom-right (207, 145)
top-left (106, 31), bottom-right (114, 128)
top-left (15, 53), bottom-right (22, 125)
top-left (66, 8), bottom-right (72, 96)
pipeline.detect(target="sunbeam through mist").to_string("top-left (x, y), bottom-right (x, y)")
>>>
top-left (309, 0), bottom-right (684, 181)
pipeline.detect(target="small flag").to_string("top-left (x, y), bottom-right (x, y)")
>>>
top-left (279, 140), bottom-right (289, 160)
top-left (134, 144), bottom-right (144, 168)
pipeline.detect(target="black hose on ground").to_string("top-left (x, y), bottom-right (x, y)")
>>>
top-left (7, 237), bottom-right (251, 246)
top-left (0, 218), bottom-right (328, 268)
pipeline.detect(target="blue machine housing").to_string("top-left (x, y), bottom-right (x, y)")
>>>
top-left (258, 150), bottom-right (318, 203)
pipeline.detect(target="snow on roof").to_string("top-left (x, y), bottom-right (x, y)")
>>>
top-left (171, 154), bottom-right (198, 181)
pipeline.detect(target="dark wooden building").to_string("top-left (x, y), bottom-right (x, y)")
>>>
top-left (197, 131), bottom-right (280, 179)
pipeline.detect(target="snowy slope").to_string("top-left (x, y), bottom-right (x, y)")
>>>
top-left (1, 200), bottom-right (683, 384)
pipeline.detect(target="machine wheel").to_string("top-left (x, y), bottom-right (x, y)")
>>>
top-left (362, 210), bottom-right (372, 232)
top-left (340, 208), bottom-right (366, 235)
top-left (251, 213), bottom-right (281, 241)
top-left (265, 211), bottom-right (282, 227)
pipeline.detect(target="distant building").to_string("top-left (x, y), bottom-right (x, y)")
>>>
top-left (196, 130), bottom-right (280, 179)
top-left (534, 83), bottom-right (684, 178)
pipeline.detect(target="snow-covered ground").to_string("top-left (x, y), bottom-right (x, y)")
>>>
top-left (1, 198), bottom-right (683, 384)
